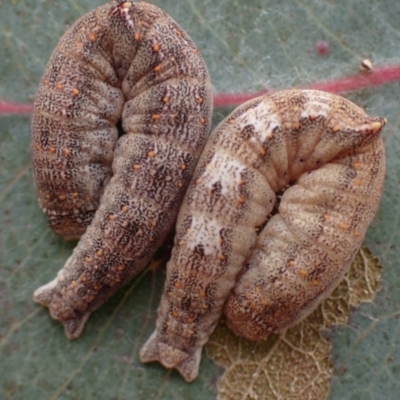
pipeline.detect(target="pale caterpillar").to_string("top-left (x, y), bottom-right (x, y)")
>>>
top-left (140, 89), bottom-right (386, 382)
top-left (31, 0), bottom-right (212, 339)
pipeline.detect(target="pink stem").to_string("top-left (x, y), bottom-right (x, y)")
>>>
top-left (0, 100), bottom-right (33, 115)
top-left (214, 64), bottom-right (400, 107)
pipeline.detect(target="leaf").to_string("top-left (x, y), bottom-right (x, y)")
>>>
top-left (205, 248), bottom-right (383, 400)
top-left (1, 1), bottom-right (400, 399)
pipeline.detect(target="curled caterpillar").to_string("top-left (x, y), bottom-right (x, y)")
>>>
top-left (31, 1), bottom-right (212, 339)
top-left (139, 89), bottom-right (386, 382)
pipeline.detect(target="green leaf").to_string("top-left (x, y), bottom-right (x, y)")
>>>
top-left (1, 1), bottom-right (400, 399)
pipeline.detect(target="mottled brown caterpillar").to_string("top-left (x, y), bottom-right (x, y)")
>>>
top-left (140, 89), bottom-right (385, 381)
top-left (31, 1), bottom-right (212, 339)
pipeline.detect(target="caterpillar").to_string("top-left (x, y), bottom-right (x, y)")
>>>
top-left (139, 89), bottom-right (386, 382)
top-left (31, 1), bottom-right (212, 339)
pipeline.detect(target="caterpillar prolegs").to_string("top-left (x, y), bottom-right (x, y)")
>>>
top-left (31, 1), bottom-right (213, 339)
top-left (140, 89), bottom-right (385, 381)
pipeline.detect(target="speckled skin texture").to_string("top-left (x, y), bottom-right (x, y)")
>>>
top-left (140, 89), bottom-right (385, 381)
top-left (31, 1), bottom-right (212, 339)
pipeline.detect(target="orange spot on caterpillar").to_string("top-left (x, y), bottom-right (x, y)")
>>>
top-left (134, 32), bottom-right (140, 41)
top-left (71, 88), bottom-right (80, 96)
top-left (96, 249), bottom-right (104, 257)
top-left (152, 43), bottom-right (160, 52)
top-left (338, 222), bottom-right (350, 230)
top-left (266, 131), bottom-right (274, 139)
top-left (147, 151), bottom-right (155, 158)
top-left (353, 178), bottom-right (363, 186)
top-left (153, 64), bottom-right (161, 73)
top-left (237, 196), bottom-right (245, 204)
top-left (151, 113), bottom-right (160, 121)
top-left (132, 164), bottom-right (141, 170)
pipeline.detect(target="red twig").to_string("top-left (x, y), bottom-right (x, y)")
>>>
top-left (1, 64), bottom-right (400, 115)
top-left (306, 64), bottom-right (400, 93)
top-left (0, 100), bottom-right (33, 115)
top-left (214, 64), bottom-right (400, 108)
